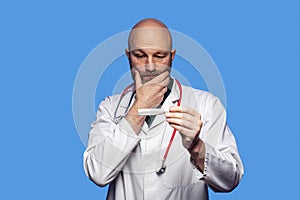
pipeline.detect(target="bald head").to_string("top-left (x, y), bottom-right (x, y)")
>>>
top-left (132, 18), bottom-right (169, 29)
top-left (128, 18), bottom-right (172, 51)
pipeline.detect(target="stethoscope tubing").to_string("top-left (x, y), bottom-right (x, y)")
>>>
top-left (114, 79), bottom-right (183, 174)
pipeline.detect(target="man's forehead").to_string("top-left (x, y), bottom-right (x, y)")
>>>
top-left (128, 27), bottom-right (172, 51)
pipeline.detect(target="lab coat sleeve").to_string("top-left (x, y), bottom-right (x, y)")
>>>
top-left (83, 96), bottom-right (141, 187)
top-left (191, 93), bottom-right (244, 192)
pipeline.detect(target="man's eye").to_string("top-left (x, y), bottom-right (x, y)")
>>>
top-left (134, 54), bottom-right (146, 58)
top-left (154, 55), bottom-right (166, 59)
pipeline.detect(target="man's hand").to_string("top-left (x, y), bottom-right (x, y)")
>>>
top-left (165, 106), bottom-right (206, 172)
top-left (165, 106), bottom-right (203, 148)
top-left (134, 69), bottom-right (170, 109)
top-left (125, 69), bottom-right (170, 134)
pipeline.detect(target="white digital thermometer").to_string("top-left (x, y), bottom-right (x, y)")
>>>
top-left (138, 108), bottom-right (167, 116)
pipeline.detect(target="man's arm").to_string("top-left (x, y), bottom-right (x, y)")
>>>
top-left (166, 93), bottom-right (244, 192)
top-left (83, 96), bottom-right (141, 187)
top-left (83, 70), bottom-right (170, 186)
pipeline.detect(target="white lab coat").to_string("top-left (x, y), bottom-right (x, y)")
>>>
top-left (84, 79), bottom-right (244, 200)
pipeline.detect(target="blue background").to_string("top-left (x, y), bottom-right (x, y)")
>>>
top-left (1, 0), bottom-right (299, 199)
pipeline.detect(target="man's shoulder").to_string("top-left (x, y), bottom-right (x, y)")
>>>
top-left (182, 85), bottom-right (217, 100)
top-left (98, 89), bottom-right (133, 109)
top-left (99, 93), bottom-right (122, 106)
top-left (181, 85), bottom-right (225, 113)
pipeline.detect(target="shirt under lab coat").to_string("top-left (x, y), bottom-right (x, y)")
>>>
top-left (84, 79), bottom-right (244, 200)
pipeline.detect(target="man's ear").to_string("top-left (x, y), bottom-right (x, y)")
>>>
top-left (171, 49), bottom-right (176, 61)
top-left (125, 48), bottom-right (130, 59)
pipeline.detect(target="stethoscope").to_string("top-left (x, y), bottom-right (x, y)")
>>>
top-left (113, 83), bottom-right (135, 123)
top-left (113, 79), bottom-right (182, 175)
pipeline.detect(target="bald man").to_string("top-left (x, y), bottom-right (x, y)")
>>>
top-left (84, 18), bottom-right (244, 200)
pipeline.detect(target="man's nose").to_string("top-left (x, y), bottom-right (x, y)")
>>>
top-left (145, 56), bottom-right (156, 71)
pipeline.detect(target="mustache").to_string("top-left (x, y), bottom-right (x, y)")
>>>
top-left (141, 71), bottom-right (161, 76)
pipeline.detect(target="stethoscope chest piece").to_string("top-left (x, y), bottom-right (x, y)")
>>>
top-left (156, 165), bottom-right (166, 175)
top-left (156, 160), bottom-right (166, 175)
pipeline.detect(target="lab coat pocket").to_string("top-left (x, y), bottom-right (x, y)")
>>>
top-left (162, 152), bottom-right (200, 189)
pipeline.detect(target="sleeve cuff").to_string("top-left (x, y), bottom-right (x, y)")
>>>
top-left (190, 142), bottom-right (212, 180)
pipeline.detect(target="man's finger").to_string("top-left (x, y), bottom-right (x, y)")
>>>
top-left (169, 106), bottom-right (197, 114)
top-left (169, 106), bottom-right (201, 119)
top-left (160, 76), bottom-right (170, 87)
top-left (166, 117), bottom-right (194, 130)
top-left (134, 69), bottom-right (143, 88)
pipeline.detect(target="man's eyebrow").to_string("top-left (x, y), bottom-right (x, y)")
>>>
top-left (131, 49), bottom-right (169, 54)
top-left (131, 49), bottom-right (146, 54)
top-left (155, 50), bottom-right (169, 54)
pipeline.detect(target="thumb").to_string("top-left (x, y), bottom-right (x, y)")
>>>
top-left (134, 69), bottom-right (142, 88)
